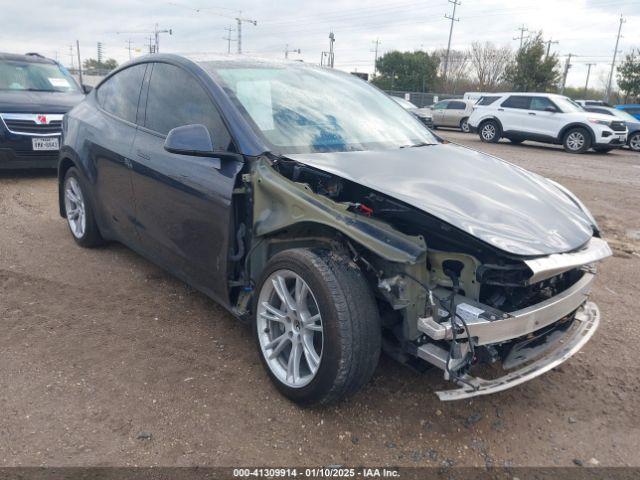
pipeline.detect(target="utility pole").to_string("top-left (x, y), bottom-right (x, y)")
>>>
top-left (371, 38), bottom-right (381, 78)
top-left (513, 24), bottom-right (529, 50)
top-left (76, 40), bottom-right (83, 86)
top-left (284, 44), bottom-right (301, 59)
top-left (236, 13), bottom-right (257, 54)
top-left (605, 14), bottom-right (625, 103)
top-left (125, 39), bottom-right (133, 60)
top-left (148, 36), bottom-right (155, 54)
top-left (560, 54), bottom-right (574, 95)
top-left (544, 38), bottom-right (559, 59)
top-left (443, 0), bottom-right (461, 82)
top-left (584, 63), bottom-right (596, 95)
top-left (97, 42), bottom-right (104, 64)
top-left (223, 26), bottom-right (235, 54)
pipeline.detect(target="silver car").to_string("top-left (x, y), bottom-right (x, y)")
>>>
top-left (430, 99), bottom-right (475, 132)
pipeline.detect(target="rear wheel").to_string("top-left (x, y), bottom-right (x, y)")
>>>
top-left (253, 248), bottom-right (381, 406)
top-left (562, 127), bottom-right (591, 154)
top-left (460, 117), bottom-right (470, 133)
top-left (479, 120), bottom-right (500, 143)
top-left (63, 168), bottom-right (104, 247)
top-left (629, 132), bottom-right (640, 152)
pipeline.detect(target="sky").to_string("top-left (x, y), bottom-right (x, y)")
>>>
top-left (2, 0), bottom-right (640, 90)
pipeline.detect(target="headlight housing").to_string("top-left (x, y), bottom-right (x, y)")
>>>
top-left (588, 118), bottom-right (611, 127)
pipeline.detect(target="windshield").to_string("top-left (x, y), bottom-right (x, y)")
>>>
top-left (0, 59), bottom-right (80, 93)
top-left (555, 96), bottom-right (584, 113)
top-left (207, 64), bottom-right (437, 154)
top-left (611, 108), bottom-right (638, 122)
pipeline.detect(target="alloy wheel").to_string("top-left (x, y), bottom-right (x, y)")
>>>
top-left (64, 177), bottom-right (86, 239)
top-left (566, 131), bottom-right (585, 151)
top-left (481, 123), bottom-right (496, 141)
top-left (461, 120), bottom-right (470, 133)
top-left (630, 133), bottom-right (640, 152)
top-left (257, 269), bottom-right (324, 388)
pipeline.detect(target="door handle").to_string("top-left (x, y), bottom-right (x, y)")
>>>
top-left (136, 150), bottom-right (151, 160)
top-left (497, 108), bottom-right (504, 111)
top-left (528, 112), bottom-right (537, 116)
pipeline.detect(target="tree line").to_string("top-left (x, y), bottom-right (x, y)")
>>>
top-left (372, 31), bottom-right (640, 101)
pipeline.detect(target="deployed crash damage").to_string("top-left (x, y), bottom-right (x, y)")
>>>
top-left (228, 142), bottom-right (610, 400)
top-left (203, 58), bottom-right (611, 402)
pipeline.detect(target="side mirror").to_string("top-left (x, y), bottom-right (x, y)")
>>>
top-left (544, 106), bottom-right (558, 113)
top-left (164, 124), bottom-right (216, 157)
top-left (82, 84), bottom-right (93, 94)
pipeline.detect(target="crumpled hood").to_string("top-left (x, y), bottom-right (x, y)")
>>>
top-left (286, 143), bottom-right (595, 257)
top-left (0, 90), bottom-right (84, 113)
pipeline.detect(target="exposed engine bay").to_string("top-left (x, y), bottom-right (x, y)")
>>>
top-left (235, 155), bottom-right (611, 400)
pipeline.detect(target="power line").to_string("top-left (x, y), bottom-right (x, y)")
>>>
top-left (545, 38), bottom-right (559, 58)
top-left (513, 24), bottom-right (529, 50)
top-left (442, 0), bottom-right (461, 82)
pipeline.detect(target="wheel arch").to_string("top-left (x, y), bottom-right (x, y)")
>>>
top-left (478, 115), bottom-right (503, 132)
top-left (558, 123), bottom-right (596, 145)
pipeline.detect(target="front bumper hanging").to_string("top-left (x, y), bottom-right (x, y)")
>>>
top-left (434, 301), bottom-right (599, 401)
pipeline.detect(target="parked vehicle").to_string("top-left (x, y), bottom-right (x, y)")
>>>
top-left (0, 52), bottom-right (85, 169)
top-left (584, 105), bottom-right (640, 152)
top-left (616, 104), bottom-right (640, 121)
top-left (463, 92), bottom-right (492, 102)
top-left (59, 55), bottom-right (610, 405)
top-left (574, 100), bottom-right (610, 107)
top-left (429, 99), bottom-right (475, 132)
top-left (468, 92), bottom-right (628, 153)
top-left (390, 95), bottom-right (433, 127)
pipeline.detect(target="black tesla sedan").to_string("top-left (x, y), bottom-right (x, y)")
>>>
top-left (0, 52), bottom-right (85, 169)
top-left (59, 54), bottom-right (610, 406)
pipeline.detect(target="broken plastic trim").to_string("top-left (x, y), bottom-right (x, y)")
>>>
top-left (435, 301), bottom-right (599, 401)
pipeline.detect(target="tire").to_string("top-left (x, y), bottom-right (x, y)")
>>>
top-left (508, 138), bottom-right (524, 144)
top-left (479, 119), bottom-right (501, 143)
top-left (562, 127), bottom-right (592, 154)
top-left (628, 132), bottom-right (640, 152)
top-left (253, 248), bottom-right (381, 406)
top-left (593, 146), bottom-right (613, 153)
top-left (460, 117), bottom-right (470, 133)
top-left (63, 167), bottom-right (104, 248)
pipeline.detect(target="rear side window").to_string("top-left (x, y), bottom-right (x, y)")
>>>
top-left (501, 96), bottom-right (531, 109)
top-left (432, 101), bottom-right (448, 109)
top-left (447, 101), bottom-right (466, 110)
top-left (97, 64), bottom-right (147, 123)
top-left (144, 63), bottom-right (232, 151)
top-left (477, 96), bottom-right (500, 106)
top-left (530, 97), bottom-right (556, 111)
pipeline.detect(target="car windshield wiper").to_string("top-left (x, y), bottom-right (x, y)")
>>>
top-left (399, 142), bottom-right (436, 148)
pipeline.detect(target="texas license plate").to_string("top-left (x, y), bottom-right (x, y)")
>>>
top-left (32, 137), bottom-right (59, 151)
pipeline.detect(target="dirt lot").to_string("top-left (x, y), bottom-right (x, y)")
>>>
top-left (1, 132), bottom-right (639, 467)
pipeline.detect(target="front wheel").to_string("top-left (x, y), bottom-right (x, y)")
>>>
top-left (253, 248), bottom-right (381, 406)
top-left (628, 132), bottom-right (640, 152)
top-left (563, 127), bottom-right (591, 154)
top-left (479, 120), bottom-right (500, 143)
top-left (460, 118), bottom-right (470, 133)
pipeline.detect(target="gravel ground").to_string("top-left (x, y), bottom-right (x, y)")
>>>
top-left (1, 131), bottom-right (639, 467)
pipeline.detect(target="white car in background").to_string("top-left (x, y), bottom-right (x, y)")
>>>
top-left (468, 93), bottom-right (628, 153)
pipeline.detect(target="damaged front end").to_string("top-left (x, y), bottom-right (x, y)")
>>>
top-left (238, 155), bottom-right (611, 401)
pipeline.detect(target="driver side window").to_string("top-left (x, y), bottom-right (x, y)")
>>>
top-left (144, 63), bottom-right (233, 151)
top-left (433, 101), bottom-right (448, 110)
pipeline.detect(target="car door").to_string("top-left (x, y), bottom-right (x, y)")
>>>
top-left (524, 96), bottom-right (565, 138)
top-left (130, 62), bottom-right (243, 302)
top-left (444, 100), bottom-right (466, 126)
top-left (431, 101), bottom-right (448, 126)
top-left (91, 63), bottom-right (147, 243)
top-left (498, 95), bottom-right (531, 133)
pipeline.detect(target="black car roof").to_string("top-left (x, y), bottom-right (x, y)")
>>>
top-left (0, 52), bottom-right (56, 64)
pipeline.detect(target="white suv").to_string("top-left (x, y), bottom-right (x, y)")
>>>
top-left (468, 93), bottom-right (628, 153)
